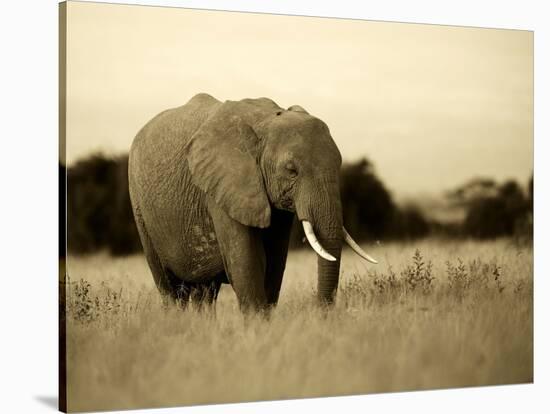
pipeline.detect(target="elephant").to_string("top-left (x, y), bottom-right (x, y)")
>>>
top-left (128, 93), bottom-right (377, 312)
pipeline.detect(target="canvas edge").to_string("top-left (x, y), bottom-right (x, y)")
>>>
top-left (59, 1), bottom-right (68, 413)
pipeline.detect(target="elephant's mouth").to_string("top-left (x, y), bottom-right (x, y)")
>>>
top-left (300, 220), bottom-right (378, 264)
top-left (279, 197), bottom-right (294, 211)
top-left (277, 183), bottom-right (296, 211)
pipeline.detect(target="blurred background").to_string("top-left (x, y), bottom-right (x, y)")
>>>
top-left (62, 2), bottom-right (533, 256)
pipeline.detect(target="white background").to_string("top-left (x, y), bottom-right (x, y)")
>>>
top-left (0, 1), bottom-right (547, 413)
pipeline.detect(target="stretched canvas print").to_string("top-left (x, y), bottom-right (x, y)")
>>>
top-left (59, 1), bottom-right (534, 412)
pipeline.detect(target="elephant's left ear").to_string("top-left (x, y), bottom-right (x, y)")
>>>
top-left (185, 102), bottom-right (271, 228)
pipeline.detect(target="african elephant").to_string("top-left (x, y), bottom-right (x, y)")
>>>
top-left (128, 93), bottom-right (376, 312)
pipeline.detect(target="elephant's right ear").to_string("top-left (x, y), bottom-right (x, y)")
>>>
top-left (185, 102), bottom-right (271, 228)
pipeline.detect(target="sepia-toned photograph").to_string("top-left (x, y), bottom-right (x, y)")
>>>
top-left (59, 1), bottom-right (533, 412)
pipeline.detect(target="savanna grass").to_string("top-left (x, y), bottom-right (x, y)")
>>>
top-left (64, 239), bottom-right (533, 412)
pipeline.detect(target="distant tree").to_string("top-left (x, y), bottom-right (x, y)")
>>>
top-left (59, 163), bottom-right (66, 259)
top-left (528, 174), bottom-right (533, 208)
top-left (67, 154), bottom-right (115, 253)
top-left (67, 154), bottom-right (432, 255)
top-left (289, 157), bottom-right (406, 247)
top-left (390, 204), bottom-right (430, 240)
top-left (446, 177), bottom-right (499, 207)
top-left (66, 154), bottom-right (141, 255)
top-left (340, 158), bottom-right (396, 240)
top-left (520, 174), bottom-right (534, 242)
top-left (452, 178), bottom-right (531, 239)
top-left (108, 156), bottom-right (142, 255)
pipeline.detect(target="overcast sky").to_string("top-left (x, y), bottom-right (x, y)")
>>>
top-left (65, 2), bottom-right (533, 197)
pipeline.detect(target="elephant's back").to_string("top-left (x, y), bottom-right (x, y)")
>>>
top-left (129, 94), bottom-right (220, 167)
top-left (128, 93), bottom-right (220, 194)
top-left (128, 94), bottom-right (224, 280)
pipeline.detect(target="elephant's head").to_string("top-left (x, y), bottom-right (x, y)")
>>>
top-left (186, 96), bottom-right (376, 304)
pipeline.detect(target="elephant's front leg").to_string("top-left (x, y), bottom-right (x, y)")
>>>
top-left (262, 209), bottom-right (294, 305)
top-left (208, 198), bottom-right (267, 312)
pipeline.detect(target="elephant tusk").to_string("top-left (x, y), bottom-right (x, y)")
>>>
top-left (302, 221), bottom-right (337, 262)
top-left (343, 227), bottom-right (378, 264)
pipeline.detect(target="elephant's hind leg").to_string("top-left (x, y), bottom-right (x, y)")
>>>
top-left (133, 205), bottom-right (186, 305)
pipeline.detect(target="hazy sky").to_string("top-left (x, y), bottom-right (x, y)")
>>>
top-left (65, 2), bottom-right (533, 196)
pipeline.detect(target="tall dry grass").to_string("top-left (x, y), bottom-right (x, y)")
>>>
top-left (64, 239), bottom-right (533, 412)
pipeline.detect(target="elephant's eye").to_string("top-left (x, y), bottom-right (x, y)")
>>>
top-left (285, 161), bottom-right (298, 178)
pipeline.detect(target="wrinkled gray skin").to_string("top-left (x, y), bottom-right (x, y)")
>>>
top-left (129, 93), bottom-right (343, 312)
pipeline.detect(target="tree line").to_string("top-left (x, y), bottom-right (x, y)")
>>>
top-left (64, 154), bottom-right (532, 256)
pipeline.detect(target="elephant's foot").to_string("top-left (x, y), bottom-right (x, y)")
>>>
top-left (159, 279), bottom-right (222, 312)
top-left (189, 280), bottom-right (221, 312)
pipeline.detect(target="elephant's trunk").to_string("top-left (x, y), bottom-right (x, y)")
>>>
top-left (316, 231), bottom-right (342, 304)
top-left (297, 180), bottom-right (343, 304)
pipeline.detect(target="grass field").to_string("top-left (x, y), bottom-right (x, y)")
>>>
top-left (63, 239), bottom-right (533, 412)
